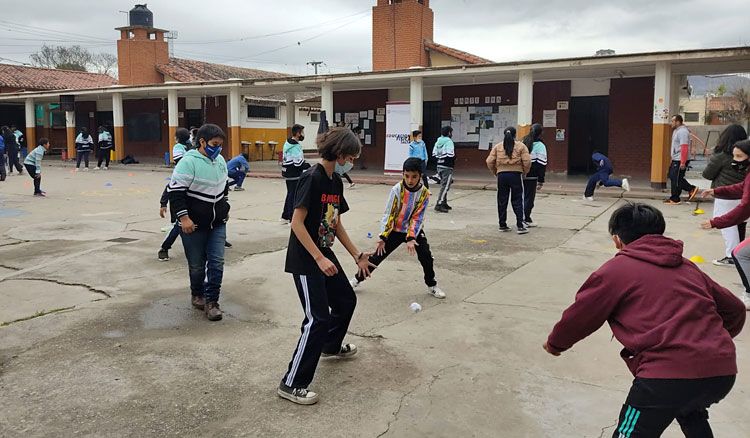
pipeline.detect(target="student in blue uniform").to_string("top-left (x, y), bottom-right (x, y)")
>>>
top-left (583, 152), bottom-right (630, 201)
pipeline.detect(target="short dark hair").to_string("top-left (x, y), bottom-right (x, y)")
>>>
top-left (39, 137), bottom-right (49, 146)
top-left (317, 127), bottom-right (361, 161)
top-left (292, 124), bottom-right (305, 136)
top-left (734, 139), bottom-right (750, 156)
top-left (196, 124), bottom-right (226, 145)
top-left (672, 114), bottom-right (684, 124)
top-left (412, 130), bottom-right (422, 138)
top-left (441, 126), bottom-right (453, 137)
top-left (403, 157), bottom-right (423, 173)
top-left (242, 153), bottom-right (249, 161)
top-left (608, 202), bottom-right (666, 244)
top-left (175, 127), bottom-right (190, 144)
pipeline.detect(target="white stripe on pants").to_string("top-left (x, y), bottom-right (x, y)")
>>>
top-left (713, 198), bottom-right (744, 258)
top-left (285, 275), bottom-right (313, 387)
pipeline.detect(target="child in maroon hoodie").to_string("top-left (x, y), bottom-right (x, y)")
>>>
top-left (544, 203), bottom-right (745, 438)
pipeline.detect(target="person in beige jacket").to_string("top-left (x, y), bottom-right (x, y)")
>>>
top-left (486, 127), bottom-right (531, 234)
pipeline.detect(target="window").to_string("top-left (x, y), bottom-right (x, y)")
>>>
top-left (125, 112), bottom-right (161, 142)
top-left (684, 112), bottom-right (699, 123)
top-left (310, 112), bottom-right (320, 122)
top-left (49, 104), bottom-right (65, 127)
top-left (248, 105), bottom-right (279, 119)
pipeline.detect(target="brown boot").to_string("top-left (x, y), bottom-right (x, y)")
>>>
top-left (204, 301), bottom-right (223, 321)
top-left (191, 295), bottom-right (206, 310)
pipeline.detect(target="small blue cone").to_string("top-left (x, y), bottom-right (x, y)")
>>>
top-left (165, 177), bottom-right (171, 181)
top-left (367, 232), bottom-right (372, 238)
top-left (105, 183), bottom-right (112, 187)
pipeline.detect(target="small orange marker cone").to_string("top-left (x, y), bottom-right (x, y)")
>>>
top-left (24, 183), bottom-right (31, 186)
top-left (128, 173), bottom-right (134, 176)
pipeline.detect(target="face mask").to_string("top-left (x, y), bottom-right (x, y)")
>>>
top-left (298, 135), bottom-right (305, 142)
top-left (205, 145), bottom-right (222, 161)
top-left (732, 159), bottom-right (750, 172)
top-left (335, 161), bottom-right (354, 175)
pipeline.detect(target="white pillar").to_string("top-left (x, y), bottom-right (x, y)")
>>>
top-left (24, 97), bottom-right (35, 147)
top-left (228, 86), bottom-right (242, 157)
top-left (518, 70), bottom-right (534, 130)
top-left (651, 61), bottom-right (673, 187)
top-left (654, 61), bottom-right (672, 124)
top-left (65, 109), bottom-right (76, 159)
top-left (167, 89), bottom-right (178, 127)
top-left (410, 76), bottom-right (423, 133)
top-left (320, 82), bottom-right (333, 122)
top-left (65, 110), bottom-right (75, 130)
top-left (112, 92), bottom-right (124, 161)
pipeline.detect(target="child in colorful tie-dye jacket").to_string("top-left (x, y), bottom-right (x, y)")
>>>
top-left (350, 157), bottom-right (446, 299)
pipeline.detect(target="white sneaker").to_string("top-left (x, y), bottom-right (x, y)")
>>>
top-left (74, 168), bottom-right (79, 172)
top-left (742, 293), bottom-right (750, 311)
top-left (349, 277), bottom-right (360, 290)
top-left (524, 221), bottom-right (537, 228)
top-left (279, 218), bottom-right (290, 225)
top-left (348, 183), bottom-right (356, 189)
top-left (104, 166), bottom-right (108, 170)
top-left (84, 167), bottom-right (89, 172)
top-left (428, 285), bottom-right (446, 299)
top-left (94, 166), bottom-right (100, 170)
top-left (622, 178), bottom-right (631, 192)
top-left (583, 196), bottom-right (594, 201)
top-left (321, 343), bottom-right (357, 358)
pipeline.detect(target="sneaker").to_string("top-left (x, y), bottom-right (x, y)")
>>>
top-left (498, 225), bottom-right (511, 232)
top-left (443, 203), bottom-right (452, 210)
top-left (688, 186), bottom-right (699, 202)
top-left (349, 277), bottom-right (360, 290)
top-left (583, 196), bottom-right (595, 201)
top-left (158, 248), bottom-right (170, 261)
top-left (663, 200), bottom-right (681, 205)
top-left (94, 166), bottom-right (100, 170)
top-left (348, 183), bottom-right (356, 189)
top-left (84, 167), bottom-right (89, 172)
top-left (622, 178), bottom-right (631, 192)
top-left (279, 218), bottom-right (291, 225)
top-left (712, 257), bottom-right (734, 267)
top-left (742, 293), bottom-right (750, 311)
top-left (224, 241), bottom-right (233, 248)
top-left (517, 226), bottom-right (529, 235)
top-left (74, 168), bottom-right (79, 172)
top-left (104, 166), bottom-right (108, 170)
top-left (428, 285), bottom-right (446, 299)
top-left (191, 295), bottom-right (206, 310)
top-left (204, 301), bottom-right (223, 321)
top-left (434, 204), bottom-right (449, 213)
top-left (277, 383), bottom-right (319, 405)
top-left (321, 343), bottom-right (358, 358)
top-left (524, 221), bottom-right (537, 228)
top-left (39, 191), bottom-right (47, 197)
top-left (233, 186), bottom-right (245, 191)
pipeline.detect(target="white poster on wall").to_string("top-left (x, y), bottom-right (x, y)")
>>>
top-left (384, 102), bottom-right (411, 174)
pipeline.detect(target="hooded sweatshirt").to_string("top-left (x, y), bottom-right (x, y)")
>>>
top-left (75, 133), bottom-right (94, 152)
top-left (167, 149), bottom-right (230, 230)
top-left (409, 140), bottom-right (428, 162)
top-left (281, 138), bottom-right (308, 179)
top-left (547, 234), bottom-right (745, 379)
top-left (433, 136), bottom-right (455, 168)
top-left (710, 171), bottom-right (750, 229)
top-left (592, 152), bottom-right (613, 173)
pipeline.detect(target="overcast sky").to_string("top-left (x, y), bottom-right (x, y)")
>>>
top-left (1, 0), bottom-right (748, 76)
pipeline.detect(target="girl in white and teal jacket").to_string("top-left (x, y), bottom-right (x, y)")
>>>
top-left (23, 138), bottom-right (50, 196)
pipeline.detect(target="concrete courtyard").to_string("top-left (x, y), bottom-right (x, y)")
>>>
top-left (0, 164), bottom-right (748, 437)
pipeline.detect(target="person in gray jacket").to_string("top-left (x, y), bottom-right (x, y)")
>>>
top-left (702, 124), bottom-right (748, 266)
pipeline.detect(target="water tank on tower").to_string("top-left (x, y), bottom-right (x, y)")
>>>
top-left (129, 4), bottom-right (153, 28)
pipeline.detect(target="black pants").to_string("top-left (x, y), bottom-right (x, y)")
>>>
top-left (354, 230), bottom-right (436, 286)
top-left (497, 171), bottom-right (524, 228)
top-left (282, 179), bottom-right (298, 221)
top-left (7, 149), bottom-right (22, 173)
top-left (162, 221), bottom-right (180, 250)
top-left (668, 160), bottom-right (695, 202)
top-left (97, 148), bottom-right (111, 167)
top-left (76, 150), bottom-right (90, 168)
top-left (0, 152), bottom-right (6, 180)
top-left (341, 172), bottom-right (353, 184)
top-left (24, 164), bottom-right (41, 193)
top-left (282, 268), bottom-right (357, 388)
top-left (612, 375), bottom-right (735, 438)
top-left (523, 176), bottom-right (537, 223)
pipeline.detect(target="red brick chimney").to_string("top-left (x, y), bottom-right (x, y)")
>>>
top-left (116, 9), bottom-right (169, 86)
top-left (372, 0), bottom-right (434, 71)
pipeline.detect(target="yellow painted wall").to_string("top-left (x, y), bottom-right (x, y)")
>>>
top-left (240, 127), bottom-right (287, 162)
top-left (651, 124), bottom-right (672, 186)
top-left (429, 51), bottom-right (469, 67)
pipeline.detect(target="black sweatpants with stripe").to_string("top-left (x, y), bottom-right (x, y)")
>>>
top-left (282, 267), bottom-right (357, 389)
top-left (612, 375), bottom-right (734, 438)
top-left (497, 171), bottom-right (524, 228)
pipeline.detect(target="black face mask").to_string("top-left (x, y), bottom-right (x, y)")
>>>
top-left (732, 159), bottom-right (750, 172)
top-left (298, 135), bottom-right (305, 142)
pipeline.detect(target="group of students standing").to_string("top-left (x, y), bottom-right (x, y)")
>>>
top-left (72, 126), bottom-right (113, 171)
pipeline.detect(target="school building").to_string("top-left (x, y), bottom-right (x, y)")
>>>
top-left (1, 0), bottom-right (750, 188)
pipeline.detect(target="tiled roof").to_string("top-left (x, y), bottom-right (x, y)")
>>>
top-left (156, 58), bottom-right (290, 82)
top-left (0, 63), bottom-right (116, 90)
top-left (708, 96), bottom-right (740, 111)
top-left (423, 40), bottom-right (492, 65)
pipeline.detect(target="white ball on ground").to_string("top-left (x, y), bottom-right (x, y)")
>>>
top-left (410, 302), bottom-right (422, 313)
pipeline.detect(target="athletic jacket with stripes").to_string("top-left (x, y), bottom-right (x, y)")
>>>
top-left (433, 136), bottom-right (455, 168)
top-left (98, 131), bottom-right (113, 150)
top-left (167, 149), bottom-right (230, 230)
top-left (23, 145), bottom-right (46, 172)
top-left (281, 138), bottom-right (308, 179)
top-left (75, 134), bottom-right (94, 152)
top-left (380, 181), bottom-right (429, 241)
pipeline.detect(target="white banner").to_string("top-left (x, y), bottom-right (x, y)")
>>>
top-left (384, 102), bottom-right (411, 174)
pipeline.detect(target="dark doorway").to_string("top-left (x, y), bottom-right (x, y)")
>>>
top-left (568, 96), bottom-right (609, 174)
top-left (422, 101), bottom-right (441, 170)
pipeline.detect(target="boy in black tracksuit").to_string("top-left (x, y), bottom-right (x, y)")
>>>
top-left (278, 127), bottom-right (375, 406)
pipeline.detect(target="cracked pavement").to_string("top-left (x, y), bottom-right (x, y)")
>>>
top-left (0, 166), bottom-right (748, 437)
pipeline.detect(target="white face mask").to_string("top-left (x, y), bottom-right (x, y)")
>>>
top-left (335, 161), bottom-right (354, 175)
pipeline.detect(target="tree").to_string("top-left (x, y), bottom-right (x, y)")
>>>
top-left (29, 44), bottom-right (117, 77)
top-left (716, 82), bottom-right (727, 97)
top-left (732, 88), bottom-right (750, 131)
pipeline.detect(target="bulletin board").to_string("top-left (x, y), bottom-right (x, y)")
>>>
top-left (333, 109), bottom-right (376, 146)
top-left (444, 104), bottom-right (518, 150)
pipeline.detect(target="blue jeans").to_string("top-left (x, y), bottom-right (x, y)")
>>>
top-left (180, 223), bottom-right (226, 302)
top-left (162, 221), bottom-right (180, 250)
top-left (585, 170), bottom-right (621, 197)
top-left (228, 169), bottom-right (246, 188)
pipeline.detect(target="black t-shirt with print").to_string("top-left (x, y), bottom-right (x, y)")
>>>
top-left (285, 164), bottom-right (349, 274)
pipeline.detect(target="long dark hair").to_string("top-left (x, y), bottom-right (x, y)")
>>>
top-left (503, 126), bottom-right (517, 158)
top-left (521, 123), bottom-right (543, 151)
top-left (715, 124), bottom-right (747, 154)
